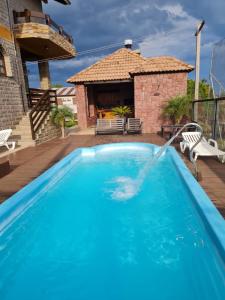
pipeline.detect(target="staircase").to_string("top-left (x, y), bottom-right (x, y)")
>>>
top-left (11, 113), bottom-right (35, 147)
top-left (11, 89), bottom-right (60, 148)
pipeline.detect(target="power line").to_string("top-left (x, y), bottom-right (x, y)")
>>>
top-left (24, 35), bottom-right (148, 66)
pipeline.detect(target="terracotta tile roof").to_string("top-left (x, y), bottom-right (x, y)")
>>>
top-left (131, 56), bottom-right (194, 74)
top-left (67, 48), bottom-right (194, 83)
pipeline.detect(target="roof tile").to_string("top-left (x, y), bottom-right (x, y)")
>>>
top-left (67, 48), bottom-right (194, 83)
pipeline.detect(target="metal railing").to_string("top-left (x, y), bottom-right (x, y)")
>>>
top-left (13, 9), bottom-right (73, 44)
top-left (192, 97), bottom-right (225, 150)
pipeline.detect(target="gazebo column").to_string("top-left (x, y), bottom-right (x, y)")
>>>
top-left (76, 84), bottom-right (89, 129)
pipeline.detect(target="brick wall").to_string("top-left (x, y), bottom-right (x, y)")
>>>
top-left (76, 84), bottom-right (89, 128)
top-left (134, 72), bottom-right (188, 133)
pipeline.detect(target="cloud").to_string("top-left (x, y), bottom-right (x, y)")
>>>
top-left (31, 0), bottom-right (224, 86)
top-left (139, 4), bottom-right (220, 78)
top-left (50, 54), bottom-right (104, 70)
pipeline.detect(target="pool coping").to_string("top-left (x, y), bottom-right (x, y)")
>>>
top-left (0, 142), bottom-right (224, 258)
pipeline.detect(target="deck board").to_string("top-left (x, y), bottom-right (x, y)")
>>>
top-left (0, 134), bottom-right (224, 218)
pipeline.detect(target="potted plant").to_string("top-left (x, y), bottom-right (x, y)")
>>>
top-left (51, 106), bottom-right (74, 138)
top-left (162, 95), bottom-right (191, 124)
top-left (111, 105), bottom-right (132, 119)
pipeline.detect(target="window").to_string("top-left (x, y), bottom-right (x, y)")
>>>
top-left (0, 50), bottom-right (6, 76)
top-left (0, 46), bottom-right (12, 77)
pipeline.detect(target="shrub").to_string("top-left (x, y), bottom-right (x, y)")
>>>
top-left (111, 106), bottom-right (132, 118)
top-left (51, 106), bottom-right (74, 138)
top-left (163, 95), bottom-right (191, 124)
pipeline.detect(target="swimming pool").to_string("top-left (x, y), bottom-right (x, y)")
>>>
top-left (0, 143), bottom-right (225, 300)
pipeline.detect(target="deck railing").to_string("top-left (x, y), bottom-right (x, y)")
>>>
top-left (13, 9), bottom-right (73, 44)
top-left (29, 89), bottom-right (57, 139)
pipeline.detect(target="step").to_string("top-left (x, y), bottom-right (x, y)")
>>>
top-left (12, 130), bottom-right (32, 137)
top-left (18, 142), bottom-right (36, 147)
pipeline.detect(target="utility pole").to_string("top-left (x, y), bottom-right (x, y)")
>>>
top-left (194, 20), bottom-right (205, 122)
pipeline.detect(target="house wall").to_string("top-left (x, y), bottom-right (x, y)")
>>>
top-left (134, 72), bottom-right (188, 133)
top-left (0, 0), bottom-right (44, 130)
top-left (8, 0), bottom-right (42, 13)
top-left (0, 1), bottom-right (26, 129)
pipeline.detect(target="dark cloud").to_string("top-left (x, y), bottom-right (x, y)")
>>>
top-left (28, 0), bottom-right (225, 87)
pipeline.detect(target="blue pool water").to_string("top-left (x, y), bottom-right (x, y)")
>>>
top-left (0, 143), bottom-right (225, 300)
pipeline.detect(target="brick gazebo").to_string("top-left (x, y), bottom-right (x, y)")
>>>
top-left (67, 48), bottom-right (194, 133)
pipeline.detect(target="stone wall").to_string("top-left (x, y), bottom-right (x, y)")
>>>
top-left (0, 0), bottom-right (26, 130)
top-left (14, 23), bottom-right (75, 57)
top-left (35, 115), bottom-right (61, 145)
top-left (134, 72), bottom-right (188, 133)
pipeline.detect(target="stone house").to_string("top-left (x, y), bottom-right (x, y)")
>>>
top-left (0, 0), bottom-right (75, 146)
top-left (67, 46), bottom-right (194, 133)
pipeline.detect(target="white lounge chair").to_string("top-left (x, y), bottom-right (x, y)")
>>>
top-left (180, 131), bottom-right (225, 163)
top-left (0, 129), bottom-right (16, 150)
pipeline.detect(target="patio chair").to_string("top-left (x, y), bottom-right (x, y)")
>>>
top-left (180, 131), bottom-right (225, 163)
top-left (0, 129), bottom-right (16, 151)
top-left (126, 118), bottom-right (142, 134)
top-left (95, 118), bottom-right (125, 135)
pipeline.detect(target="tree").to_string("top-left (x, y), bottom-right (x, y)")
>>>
top-left (187, 79), bottom-right (213, 100)
top-left (51, 106), bottom-right (74, 138)
top-left (163, 95), bottom-right (191, 124)
top-left (51, 83), bottom-right (64, 88)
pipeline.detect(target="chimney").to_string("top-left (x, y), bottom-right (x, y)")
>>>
top-left (124, 39), bottom-right (133, 49)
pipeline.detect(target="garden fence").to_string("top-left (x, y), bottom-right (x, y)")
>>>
top-left (192, 97), bottom-right (225, 150)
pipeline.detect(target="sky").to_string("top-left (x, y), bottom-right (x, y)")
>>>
top-left (27, 0), bottom-right (225, 87)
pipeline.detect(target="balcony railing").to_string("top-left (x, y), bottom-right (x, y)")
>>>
top-left (13, 9), bottom-right (73, 44)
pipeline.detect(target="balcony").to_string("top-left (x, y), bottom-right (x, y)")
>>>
top-left (13, 9), bottom-right (76, 61)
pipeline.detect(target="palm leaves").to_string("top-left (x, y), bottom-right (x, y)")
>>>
top-left (163, 96), bottom-right (191, 124)
top-left (51, 106), bottom-right (74, 138)
top-left (111, 106), bottom-right (132, 118)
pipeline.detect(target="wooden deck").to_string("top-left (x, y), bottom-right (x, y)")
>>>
top-left (0, 134), bottom-right (224, 218)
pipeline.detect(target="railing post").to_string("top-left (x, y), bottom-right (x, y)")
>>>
top-left (59, 26), bottom-right (63, 35)
top-left (45, 15), bottom-right (51, 26)
top-left (213, 99), bottom-right (219, 139)
top-left (192, 101), bottom-right (195, 121)
top-left (24, 9), bottom-right (31, 23)
top-left (12, 10), bottom-right (17, 24)
top-left (29, 112), bottom-right (35, 140)
top-left (69, 36), bottom-right (73, 43)
top-left (193, 99), bottom-right (198, 122)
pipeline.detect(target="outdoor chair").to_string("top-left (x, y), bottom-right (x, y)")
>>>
top-left (180, 131), bottom-right (225, 163)
top-left (126, 118), bottom-right (142, 134)
top-left (95, 118), bottom-right (125, 135)
top-left (0, 129), bottom-right (16, 151)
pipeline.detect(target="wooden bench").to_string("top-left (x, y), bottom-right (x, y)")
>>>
top-left (127, 118), bottom-right (142, 134)
top-left (95, 118), bottom-right (125, 135)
